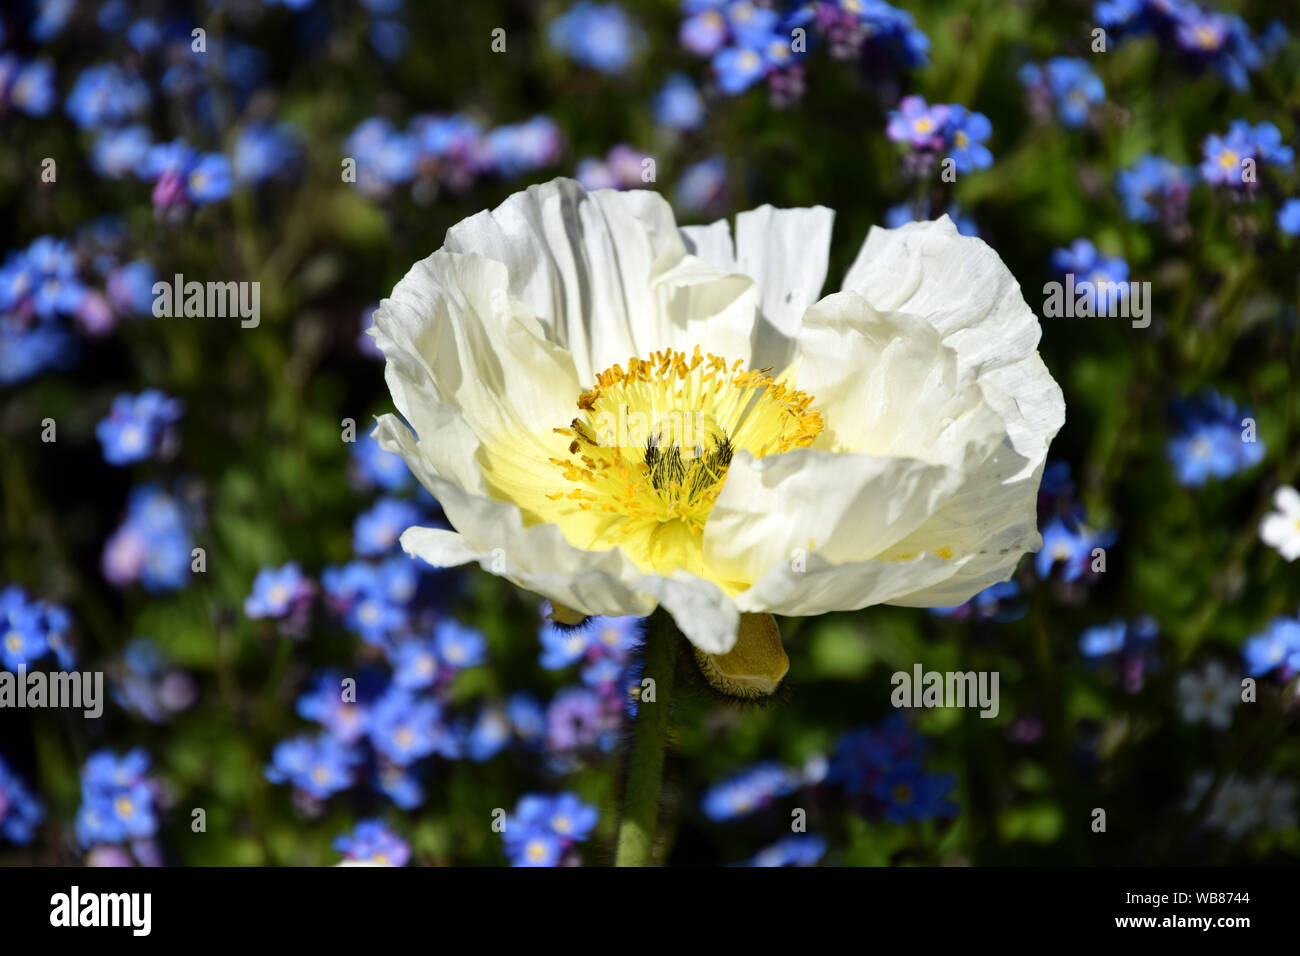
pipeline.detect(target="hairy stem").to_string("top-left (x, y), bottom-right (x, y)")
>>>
top-left (614, 610), bottom-right (680, 866)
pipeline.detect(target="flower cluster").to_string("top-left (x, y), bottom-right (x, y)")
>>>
top-left (1115, 155), bottom-right (1194, 226)
top-left (334, 818), bottom-right (412, 866)
top-left (1, 584), bottom-right (75, 671)
top-left (95, 390), bottom-right (184, 466)
top-left (501, 792), bottom-right (599, 866)
top-left (575, 145), bottom-right (654, 192)
top-left (1, 228), bottom-right (159, 385)
top-left (1050, 238), bottom-right (1131, 315)
top-left (678, 0), bottom-right (928, 103)
top-left (538, 612), bottom-right (642, 760)
top-left (75, 749), bottom-right (164, 863)
top-left (244, 562), bottom-right (315, 634)
top-left (829, 716), bottom-right (958, 825)
top-left (886, 95), bottom-right (993, 176)
top-left (1199, 120), bottom-right (1293, 191)
top-left (1095, 1), bottom-right (1286, 92)
top-left (110, 639), bottom-right (197, 725)
top-left (1018, 58), bottom-right (1105, 129)
top-left (702, 761), bottom-right (802, 822)
top-left (1240, 612), bottom-right (1300, 680)
top-left (101, 484), bottom-right (197, 592)
top-left (1079, 616), bottom-right (1160, 692)
top-left (1033, 462), bottom-right (1117, 587)
top-left (342, 114), bottom-right (564, 201)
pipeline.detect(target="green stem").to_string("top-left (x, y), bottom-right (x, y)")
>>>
top-left (614, 611), bottom-right (680, 867)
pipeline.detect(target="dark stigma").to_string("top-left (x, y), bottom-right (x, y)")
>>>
top-left (644, 433), bottom-right (734, 501)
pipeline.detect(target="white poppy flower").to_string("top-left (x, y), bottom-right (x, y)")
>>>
top-left (370, 178), bottom-right (1064, 663)
top-left (1259, 484), bottom-right (1300, 562)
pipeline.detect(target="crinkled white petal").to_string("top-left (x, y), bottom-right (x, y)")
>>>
top-left (842, 216), bottom-right (1064, 477)
top-left (441, 178), bottom-right (759, 379)
top-left (702, 447), bottom-right (961, 587)
top-left (835, 217), bottom-right (1064, 607)
top-left (682, 204), bottom-right (834, 370)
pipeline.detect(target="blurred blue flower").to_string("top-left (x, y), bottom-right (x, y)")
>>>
top-left (465, 705), bottom-right (511, 761)
top-left (1019, 57), bottom-right (1104, 128)
top-left (481, 116), bottom-right (564, 177)
top-left (548, 2), bottom-right (644, 74)
top-left (931, 580), bottom-right (1024, 622)
top-left (946, 105), bottom-right (993, 173)
top-left (335, 819), bottom-right (410, 865)
top-left (389, 638), bottom-right (440, 690)
top-left (265, 733), bottom-right (360, 799)
top-left (1035, 514), bottom-right (1114, 581)
top-left (65, 63), bottom-right (150, 130)
top-left (1115, 154), bottom-right (1193, 223)
top-left (143, 140), bottom-right (233, 207)
top-left (92, 125), bottom-right (152, 179)
top-left (0, 756), bottom-right (44, 845)
top-left (350, 433), bottom-right (414, 492)
top-left (101, 484), bottom-right (195, 592)
top-left (106, 259), bottom-right (159, 316)
top-left (1279, 199), bottom-right (1300, 236)
top-left (744, 833), bottom-right (825, 867)
top-left (674, 155), bottom-right (727, 217)
top-left (502, 792), bottom-right (598, 866)
top-left (506, 693), bottom-right (547, 745)
top-left (233, 123), bottom-right (302, 185)
top-left (95, 390), bottom-right (184, 466)
top-left (1200, 121), bottom-right (1293, 189)
top-left (1166, 390), bottom-right (1264, 486)
top-left (434, 619), bottom-right (488, 669)
top-left (76, 749), bottom-right (157, 848)
top-left (1241, 616), bottom-right (1300, 679)
top-left (654, 73), bottom-right (706, 131)
top-left (244, 562), bottom-right (314, 621)
top-left (886, 95), bottom-right (950, 149)
top-left (297, 671), bottom-right (369, 744)
top-left (1051, 238), bottom-right (1131, 315)
top-left (353, 497), bottom-right (422, 557)
top-left (702, 761), bottom-right (799, 822)
top-left (713, 45), bottom-right (766, 94)
top-left (7, 58), bottom-right (56, 117)
top-left (32, 0), bottom-right (76, 42)
top-left (367, 688), bottom-right (458, 764)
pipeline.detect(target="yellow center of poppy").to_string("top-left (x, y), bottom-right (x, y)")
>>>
top-left (488, 347), bottom-right (822, 588)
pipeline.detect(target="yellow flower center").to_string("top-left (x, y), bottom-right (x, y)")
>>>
top-left (530, 347), bottom-right (822, 582)
top-left (483, 348), bottom-right (824, 590)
